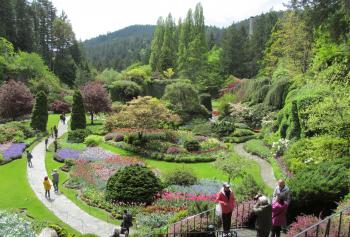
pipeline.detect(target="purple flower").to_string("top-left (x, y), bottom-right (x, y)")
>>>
top-left (55, 148), bottom-right (81, 161)
top-left (3, 143), bottom-right (26, 161)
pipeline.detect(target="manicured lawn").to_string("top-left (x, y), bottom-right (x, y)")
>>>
top-left (47, 114), bottom-right (62, 131)
top-left (243, 139), bottom-right (271, 159)
top-left (0, 145), bottom-right (80, 235)
top-left (268, 156), bottom-right (284, 180)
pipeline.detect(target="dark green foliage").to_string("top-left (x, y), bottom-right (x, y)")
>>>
top-left (110, 80), bottom-right (142, 102)
top-left (105, 165), bottom-right (162, 204)
top-left (164, 167), bottom-right (198, 186)
top-left (184, 140), bottom-right (200, 152)
top-left (67, 129), bottom-right (91, 143)
top-left (30, 91), bottom-right (48, 132)
top-left (289, 158), bottom-right (350, 218)
top-left (288, 101), bottom-right (301, 139)
top-left (199, 93), bottom-right (212, 111)
top-left (53, 51), bottom-right (77, 87)
top-left (235, 174), bottom-right (264, 202)
top-left (247, 78), bottom-right (271, 104)
top-left (264, 78), bottom-right (290, 110)
top-left (146, 79), bottom-right (191, 98)
top-left (212, 117), bottom-right (235, 137)
top-left (70, 90), bottom-right (86, 130)
top-left (233, 128), bottom-right (255, 137)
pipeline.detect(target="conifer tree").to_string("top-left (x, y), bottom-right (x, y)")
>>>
top-left (30, 91), bottom-right (48, 132)
top-left (149, 17), bottom-right (165, 72)
top-left (70, 90), bottom-right (86, 130)
top-left (159, 13), bottom-right (177, 71)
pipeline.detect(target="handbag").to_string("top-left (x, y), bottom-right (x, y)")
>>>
top-left (215, 203), bottom-right (222, 216)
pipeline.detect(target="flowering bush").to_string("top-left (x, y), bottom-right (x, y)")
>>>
top-left (0, 211), bottom-right (36, 237)
top-left (3, 143), bottom-right (26, 161)
top-left (195, 136), bottom-right (208, 142)
top-left (50, 100), bottom-right (70, 114)
top-left (136, 212), bottom-right (173, 229)
top-left (78, 147), bottom-right (113, 161)
top-left (271, 138), bottom-right (290, 157)
top-left (166, 146), bottom-right (183, 154)
top-left (200, 138), bottom-right (223, 150)
top-left (84, 135), bottom-right (104, 147)
top-left (54, 148), bottom-right (81, 162)
top-left (161, 191), bottom-right (216, 202)
top-left (115, 134), bottom-right (124, 142)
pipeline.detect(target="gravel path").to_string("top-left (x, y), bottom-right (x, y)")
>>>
top-left (234, 143), bottom-right (277, 190)
top-left (27, 118), bottom-right (116, 237)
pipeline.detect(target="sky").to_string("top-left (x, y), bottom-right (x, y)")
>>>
top-left (51, 0), bottom-right (288, 41)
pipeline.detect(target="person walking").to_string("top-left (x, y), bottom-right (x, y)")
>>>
top-left (45, 137), bottom-right (49, 151)
top-left (270, 194), bottom-right (288, 237)
top-left (26, 150), bottom-right (33, 168)
top-left (252, 195), bottom-right (272, 237)
top-left (51, 169), bottom-right (59, 192)
top-left (121, 210), bottom-right (133, 236)
top-left (273, 179), bottom-right (291, 232)
top-left (43, 176), bottom-right (52, 199)
top-left (216, 182), bottom-right (235, 236)
top-left (51, 127), bottom-right (54, 138)
top-left (53, 125), bottom-right (58, 139)
top-left (54, 140), bottom-right (58, 152)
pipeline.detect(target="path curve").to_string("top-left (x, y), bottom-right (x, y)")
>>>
top-left (27, 118), bottom-right (116, 237)
top-left (234, 143), bottom-right (277, 190)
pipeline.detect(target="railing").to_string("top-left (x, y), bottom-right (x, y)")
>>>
top-left (151, 201), bottom-right (254, 236)
top-left (293, 205), bottom-right (350, 237)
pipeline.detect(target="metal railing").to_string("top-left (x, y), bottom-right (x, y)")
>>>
top-left (293, 205), bottom-right (350, 237)
top-left (151, 201), bottom-right (254, 236)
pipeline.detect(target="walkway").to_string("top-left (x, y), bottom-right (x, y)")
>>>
top-left (27, 118), bottom-right (116, 237)
top-left (234, 143), bottom-right (277, 190)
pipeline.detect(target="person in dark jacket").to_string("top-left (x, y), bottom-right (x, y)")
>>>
top-left (252, 195), bottom-right (272, 237)
top-left (121, 210), bottom-right (132, 235)
top-left (216, 182), bottom-right (235, 235)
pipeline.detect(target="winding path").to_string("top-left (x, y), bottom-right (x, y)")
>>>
top-left (27, 118), bottom-right (116, 237)
top-left (234, 143), bottom-right (277, 190)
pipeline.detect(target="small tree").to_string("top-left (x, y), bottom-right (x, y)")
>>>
top-left (71, 90), bottom-right (86, 130)
top-left (30, 91), bottom-right (48, 132)
top-left (0, 80), bottom-right (33, 120)
top-left (214, 154), bottom-right (251, 183)
top-left (81, 81), bottom-right (111, 124)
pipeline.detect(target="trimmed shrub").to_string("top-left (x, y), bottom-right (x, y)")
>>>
top-left (264, 78), bottom-right (290, 110)
top-left (84, 135), bottom-right (104, 147)
top-left (288, 158), bottom-right (350, 218)
top-left (211, 117), bottom-right (235, 137)
top-left (50, 100), bottom-right (71, 114)
top-left (30, 91), bottom-right (48, 132)
top-left (146, 79), bottom-right (191, 98)
top-left (105, 165), bottom-right (162, 204)
top-left (71, 90), bottom-right (86, 130)
top-left (184, 140), bottom-right (200, 152)
top-left (233, 128), bottom-right (255, 137)
top-left (67, 129), bottom-right (91, 143)
top-left (110, 80), bottom-right (142, 102)
top-left (163, 167), bottom-right (198, 186)
top-left (199, 93), bottom-right (212, 112)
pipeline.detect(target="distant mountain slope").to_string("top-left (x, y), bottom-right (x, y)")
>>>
top-left (83, 25), bottom-right (155, 71)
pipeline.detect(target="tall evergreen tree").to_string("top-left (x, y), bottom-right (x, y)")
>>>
top-left (149, 17), bottom-right (165, 72)
top-left (14, 0), bottom-right (34, 51)
top-left (159, 13), bottom-right (177, 71)
top-left (30, 90), bottom-right (48, 132)
top-left (70, 90), bottom-right (86, 130)
top-left (0, 0), bottom-right (16, 44)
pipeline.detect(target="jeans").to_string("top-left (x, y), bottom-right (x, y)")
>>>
top-left (53, 182), bottom-right (58, 192)
top-left (45, 190), bottom-right (50, 198)
top-left (257, 229), bottom-right (270, 237)
top-left (270, 226), bottom-right (281, 237)
top-left (27, 159), bottom-right (32, 168)
top-left (222, 212), bottom-right (232, 233)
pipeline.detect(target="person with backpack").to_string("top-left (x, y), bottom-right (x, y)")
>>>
top-left (26, 150), bottom-right (33, 168)
top-left (121, 210), bottom-right (132, 235)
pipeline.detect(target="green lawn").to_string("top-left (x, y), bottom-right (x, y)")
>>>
top-left (47, 114), bottom-right (61, 131)
top-left (0, 145), bottom-right (80, 235)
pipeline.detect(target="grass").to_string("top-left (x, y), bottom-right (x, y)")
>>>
top-left (268, 156), bottom-right (284, 180)
top-left (47, 114), bottom-right (61, 131)
top-left (243, 139), bottom-right (271, 159)
top-left (0, 141), bottom-right (80, 235)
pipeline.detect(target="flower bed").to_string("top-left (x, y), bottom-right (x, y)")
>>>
top-left (161, 191), bottom-right (217, 202)
top-left (78, 147), bottom-right (113, 161)
top-left (167, 179), bottom-right (222, 196)
top-left (54, 148), bottom-right (81, 162)
top-left (0, 143), bottom-right (26, 163)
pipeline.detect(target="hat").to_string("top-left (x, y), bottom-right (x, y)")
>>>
top-left (223, 182), bottom-right (230, 188)
top-left (258, 195), bottom-right (269, 205)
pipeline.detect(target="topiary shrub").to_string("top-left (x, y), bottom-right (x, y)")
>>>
top-left (163, 167), bottom-right (198, 186)
top-left (110, 80), bottom-right (142, 102)
top-left (30, 90), bottom-right (48, 132)
top-left (71, 90), bottom-right (86, 130)
top-left (67, 129), bottom-right (91, 143)
top-left (184, 140), bottom-right (200, 152)
top-left (264, 78), bottom-right (290, 110)
top-left (288, 158), bottom-right (350, 219)
top-left (84, 135), bottom-right (104, 147)
top-left (105, 165), bottom-right (162, 204)
top-left (199, 93), bottom-right (212, 112)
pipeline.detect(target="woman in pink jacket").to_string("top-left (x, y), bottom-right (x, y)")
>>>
top-left (270, 194), bottom-right (288, 237)
top-left (216, 182), bottom-right (235, 235)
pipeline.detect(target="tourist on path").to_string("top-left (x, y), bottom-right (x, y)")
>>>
top-left (54, 140), bottom-right (58, 152)
top-left (45, 137), bottom-right (49, 151)
top-left (121, 210), bottom-right (133, 236)
top-left (273, 179), bottom-right (291, 232)
top-left (51, 127), bottom-right (54, 138)
top-left (270, 194), bottom-right (288, 237)
top-left (60, 113), bottom-right (66, 125)
top-left (26, 150), bottom-right (33, 168)
top-left (53, 125), bottom-right (58, 139)
top-left (216, 182), bottom-right (235, 235)
top-left (43, 176), bottom-right (52, 199)
top-left (52, 169), bottom-right (59, 192)
top-left (252, 195), bottom-right (272, 237)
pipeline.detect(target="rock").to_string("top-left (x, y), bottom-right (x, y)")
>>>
top-left (38, 227), bottom-right (58, 237)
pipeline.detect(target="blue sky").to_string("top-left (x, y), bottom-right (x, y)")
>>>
top-left (51, 0), bottom-right (288, 40)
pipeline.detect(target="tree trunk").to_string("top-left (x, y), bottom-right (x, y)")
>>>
top-left (90, 112), bottom-right (94, 125)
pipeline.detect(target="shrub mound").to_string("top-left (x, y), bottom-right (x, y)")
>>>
top-left (163, 167), bottom-right (198, 186)
top-left (105, 165), bottom-right (162, 204)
